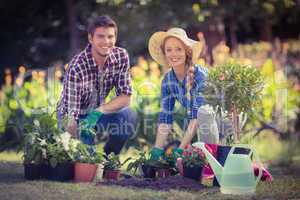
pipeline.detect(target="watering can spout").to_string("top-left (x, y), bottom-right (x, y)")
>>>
top-left (192, 142), bottom-right (223, 182)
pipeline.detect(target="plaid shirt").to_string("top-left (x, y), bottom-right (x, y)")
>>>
top-left (158, 65), bottom-right (207, 124)
top-left (57, 44), bottom-right (132, 120)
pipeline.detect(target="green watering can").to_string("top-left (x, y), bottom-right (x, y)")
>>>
top-left (192, 142), bottom-right (263, 195)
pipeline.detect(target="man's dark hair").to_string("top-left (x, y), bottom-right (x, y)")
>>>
top-left (87, 15), bottom-right (118, 36)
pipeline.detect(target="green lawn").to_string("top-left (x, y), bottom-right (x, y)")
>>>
top-left (0, 151), bottom-right (300, 200)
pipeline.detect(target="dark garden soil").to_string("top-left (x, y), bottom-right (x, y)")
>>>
top-left (100, 175), bottom-right (207, 191)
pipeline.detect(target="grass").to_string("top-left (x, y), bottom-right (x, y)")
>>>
top-left (1, 152), bottom-right (300, 200)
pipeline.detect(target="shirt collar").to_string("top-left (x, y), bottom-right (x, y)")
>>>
top-left (171, 68), bottom-right (187, 85)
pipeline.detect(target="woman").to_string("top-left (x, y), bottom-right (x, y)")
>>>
top-left (148, 27), bottom-right (219, 160)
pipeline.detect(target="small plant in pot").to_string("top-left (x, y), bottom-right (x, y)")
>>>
top-left (22, 114), bottom-right (58, 180)
top-left (204, 62), bottom-right (264, 186)
top-left (73, 143), bottom-right (104, 183)
top-left (103, 153), bottom-right (131, 181)
top-left (46, 131), bottom-right (79, 182)
top-left (127, 151), bottom-right (175, 178)
top-left (127, 151), bottom-right (155, 178)
top-left (181, 146), bottom-right (207, 181)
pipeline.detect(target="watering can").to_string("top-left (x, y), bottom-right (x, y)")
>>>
top-left (192, 142), bottom-right (263, 195)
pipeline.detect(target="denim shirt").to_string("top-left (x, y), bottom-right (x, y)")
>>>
top-left (158, 64), bottom-right (208, 124)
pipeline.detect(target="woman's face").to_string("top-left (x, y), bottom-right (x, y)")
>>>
top-left (164, 37), bottom-right (187, 68)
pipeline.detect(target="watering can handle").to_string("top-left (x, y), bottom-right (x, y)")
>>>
top-left (252, 148), bottom-right (263, 186)
top-left (228, 144), bottom-right (252, 157)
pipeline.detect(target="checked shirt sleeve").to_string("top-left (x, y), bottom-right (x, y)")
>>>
top-left (158, 76), bottom-right (175, 124)
top-left (115, 50), bottom-right (132, 96)
top-left (190, 66), bottom-right (208, 119)
top-left (64, 67), bottom-right (82, 120)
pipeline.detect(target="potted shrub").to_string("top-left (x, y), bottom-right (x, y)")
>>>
top-left (73, 143), bottom-right (104, 183)
top-left (103, 153), bottom-right (131, 181)
top-left (181, 146), bottom-right (206, 181)
top-left (204, 62), bottom-right (264, 185)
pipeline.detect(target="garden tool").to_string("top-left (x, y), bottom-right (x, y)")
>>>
top-left (192, 142), bottom-right (263, 195)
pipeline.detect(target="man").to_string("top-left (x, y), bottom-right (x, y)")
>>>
top-left (57, 15), bottom-right (137, 155)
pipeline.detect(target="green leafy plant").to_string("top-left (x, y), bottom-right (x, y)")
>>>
top-left (74, 143), bottom-right (103, 164)
top-left (22, 113), bottom-right (60, 164)
top-left (104, 152), bottom-right (131, 171)
top-left (205, 62), bottom-right (264, 141)
top-left (46, 131), bottom-right (79, 168)
top-left (127, 151), bottom-right (175, 175)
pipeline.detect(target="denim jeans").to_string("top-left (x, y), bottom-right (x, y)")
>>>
top-left (57, 107), bottom-right (137, 155)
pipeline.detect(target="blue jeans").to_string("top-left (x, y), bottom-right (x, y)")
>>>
top-left (58, 107), bottom-right (137, 155)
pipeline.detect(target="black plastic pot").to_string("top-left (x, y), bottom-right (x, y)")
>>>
top-left (40, 164), bottom-right (51, 179)
top-left (213, 145), bottom-right (250, 186)
top-left (49, 163), bottom-right (74, 182)
top-left (24, 163), bottom-right (41, 180)
top-left (141, 164), bottom-right (156, 178)
top-left (183, 165), bottom-right (203, 181)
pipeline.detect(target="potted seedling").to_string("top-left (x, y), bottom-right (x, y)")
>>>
top-left (73, 143), bottom-right (104, 183)
top-left (181, 146), bottom-right (207, 181)
top-left (127, 151), bottom-right (175, 179)
top-left (103, 153), bottom-right (131, 181)
top-left (46, 131), bottom-right (79, 182)
top-left (127, 151), bottom-right (156, 178)
top-left (22, 114), bottom-right (58, 180)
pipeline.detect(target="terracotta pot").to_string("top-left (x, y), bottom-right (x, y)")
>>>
top-left (104, 169), bottom-right (120, 181)
top-left (157, 168), bottom-right (171, 178)
top-left (183, 165), bottom-right (203, 181)
top-left (74, 162), bottom-right (97, 183)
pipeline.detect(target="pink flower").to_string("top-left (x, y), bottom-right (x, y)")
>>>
top-left (219, 74), bottom-right (225, 81)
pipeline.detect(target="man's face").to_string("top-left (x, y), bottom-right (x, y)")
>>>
top-left (88, 27), bottom-right (116, 57)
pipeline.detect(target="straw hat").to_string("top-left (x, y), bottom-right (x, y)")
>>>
top-left (148, 27), bottom-right (203, 67)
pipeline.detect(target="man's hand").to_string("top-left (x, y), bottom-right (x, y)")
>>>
top-left (80, 110), bottom-right (103, 131)
top-left (66, 119), bottom-right (78, 138)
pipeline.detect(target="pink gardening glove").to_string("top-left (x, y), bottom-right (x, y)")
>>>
top-left (253, 163), bottom-right (273, 182)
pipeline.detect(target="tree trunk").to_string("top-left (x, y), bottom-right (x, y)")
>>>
top-left (228, 16), bottom-right (238, 51)
top-left (232, 104), bottom-right (240, 142)
top-left (260, 17), bottom-right (272, 42)
top-left (65, 0), bottom-right (79, 58)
